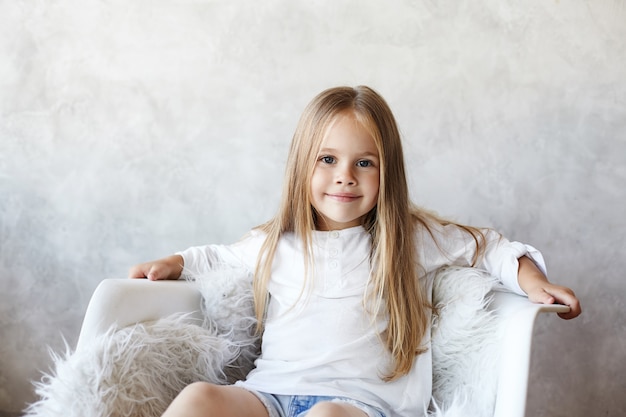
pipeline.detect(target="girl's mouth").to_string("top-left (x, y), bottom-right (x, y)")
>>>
top-left (326, 193), bottom-right (361, 202)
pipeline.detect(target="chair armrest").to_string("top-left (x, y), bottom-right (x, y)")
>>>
top-left (491, 291), bottom-right (570, 417)
top-left (76, 279), bottom-right (203, 352)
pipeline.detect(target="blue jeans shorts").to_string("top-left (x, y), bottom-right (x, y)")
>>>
top-left (249, 391), bottom-right (386, 417)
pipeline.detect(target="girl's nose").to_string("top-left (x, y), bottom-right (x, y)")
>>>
top-left (335, 165), bottom-right (357, 185)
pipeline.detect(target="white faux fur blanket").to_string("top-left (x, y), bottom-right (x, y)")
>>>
top-left (24, 266), bottom-right (502, 417)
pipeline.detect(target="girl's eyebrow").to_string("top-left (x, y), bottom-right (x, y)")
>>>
top-left (318, 147), bottom-right (379, 158)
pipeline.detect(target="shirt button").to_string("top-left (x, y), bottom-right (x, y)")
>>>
top-left (330, 260), bottom-right (339, 269)
top-left (330, 231), bottom-right (340, 239)
top-left (329, 248), bottom-right (339, 257)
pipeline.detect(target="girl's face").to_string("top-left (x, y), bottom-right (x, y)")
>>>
top-left (310, 112), bottom-right (380, 231)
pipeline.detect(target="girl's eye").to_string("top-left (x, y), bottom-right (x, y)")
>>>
top-left (320, 156), bottom-right (335, 164)
top-left (357, 160), bottom-right (372, 168)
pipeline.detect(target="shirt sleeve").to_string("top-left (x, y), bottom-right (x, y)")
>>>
top-left (176, 229), bottom-right (266, 280)
top-left (416, 221), bottom-right (547, 296)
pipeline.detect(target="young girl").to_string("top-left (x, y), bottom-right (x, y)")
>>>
top-left (129, 86), bottom-right (581, 417)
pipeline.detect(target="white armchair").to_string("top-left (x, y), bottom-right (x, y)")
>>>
top-left (73, 277), bottom-right (568, 417)
top-left (26, 268), bottom-right (569, 417)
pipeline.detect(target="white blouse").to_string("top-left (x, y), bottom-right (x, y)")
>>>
top-left (178, 224), bottom-right (545, 417)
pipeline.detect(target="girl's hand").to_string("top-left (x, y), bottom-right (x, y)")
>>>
top-left (525, 283), bottom-right (582, 320)
top-left (518, 255), bottom-right (582, 320)
top-left (128, 255), bottom-right (184, 281)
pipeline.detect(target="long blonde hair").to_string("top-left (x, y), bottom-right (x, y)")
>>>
top-left (253, 86), bottom-right (487, 380)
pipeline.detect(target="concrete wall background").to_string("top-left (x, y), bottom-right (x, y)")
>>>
top-left (1, 0), bottom-right (624, 415)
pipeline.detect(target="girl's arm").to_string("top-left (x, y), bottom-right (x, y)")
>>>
top-left (517, 255), bottom-right (581, 319)
top-left (128, 254), bottom-right (184, 281)
top-left (127, 233), bottom-right (263, 281)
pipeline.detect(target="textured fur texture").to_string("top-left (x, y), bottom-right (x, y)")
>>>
top-left (25, 266), bottom-right (500, 417)
top-left (24, 314), bottom-right (240, 417)
top-left (429, 267), bottom-right (502, 417)
top-left (191, 265), bottom-right (260, 382)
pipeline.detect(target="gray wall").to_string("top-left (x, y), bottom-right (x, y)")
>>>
top-left (1, 1), bottom-right (625, 415)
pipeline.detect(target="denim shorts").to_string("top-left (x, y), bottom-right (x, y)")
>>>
top-left (250, 391), bottom-right (386, 417)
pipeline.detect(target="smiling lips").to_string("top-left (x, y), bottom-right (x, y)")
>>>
top-left (326, 193), bottom-right (361, 203)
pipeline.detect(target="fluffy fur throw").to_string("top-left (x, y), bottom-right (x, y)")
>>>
top-left (25, 266), bottom-right (501, 417)
top-left (430, 267), bottom-right (503, 417)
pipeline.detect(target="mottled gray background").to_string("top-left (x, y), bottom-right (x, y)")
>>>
top-left (1, 1), bottom-right (624, 416)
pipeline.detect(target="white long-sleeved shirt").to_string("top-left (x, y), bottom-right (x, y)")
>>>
top-left (178, 224), bottom-right (546, 417)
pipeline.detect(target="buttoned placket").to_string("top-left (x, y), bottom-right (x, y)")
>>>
top-left (324, 231), bottom-right (342, 293)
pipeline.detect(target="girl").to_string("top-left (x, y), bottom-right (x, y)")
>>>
top-left (129, 86), bottom-right (581, 417)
